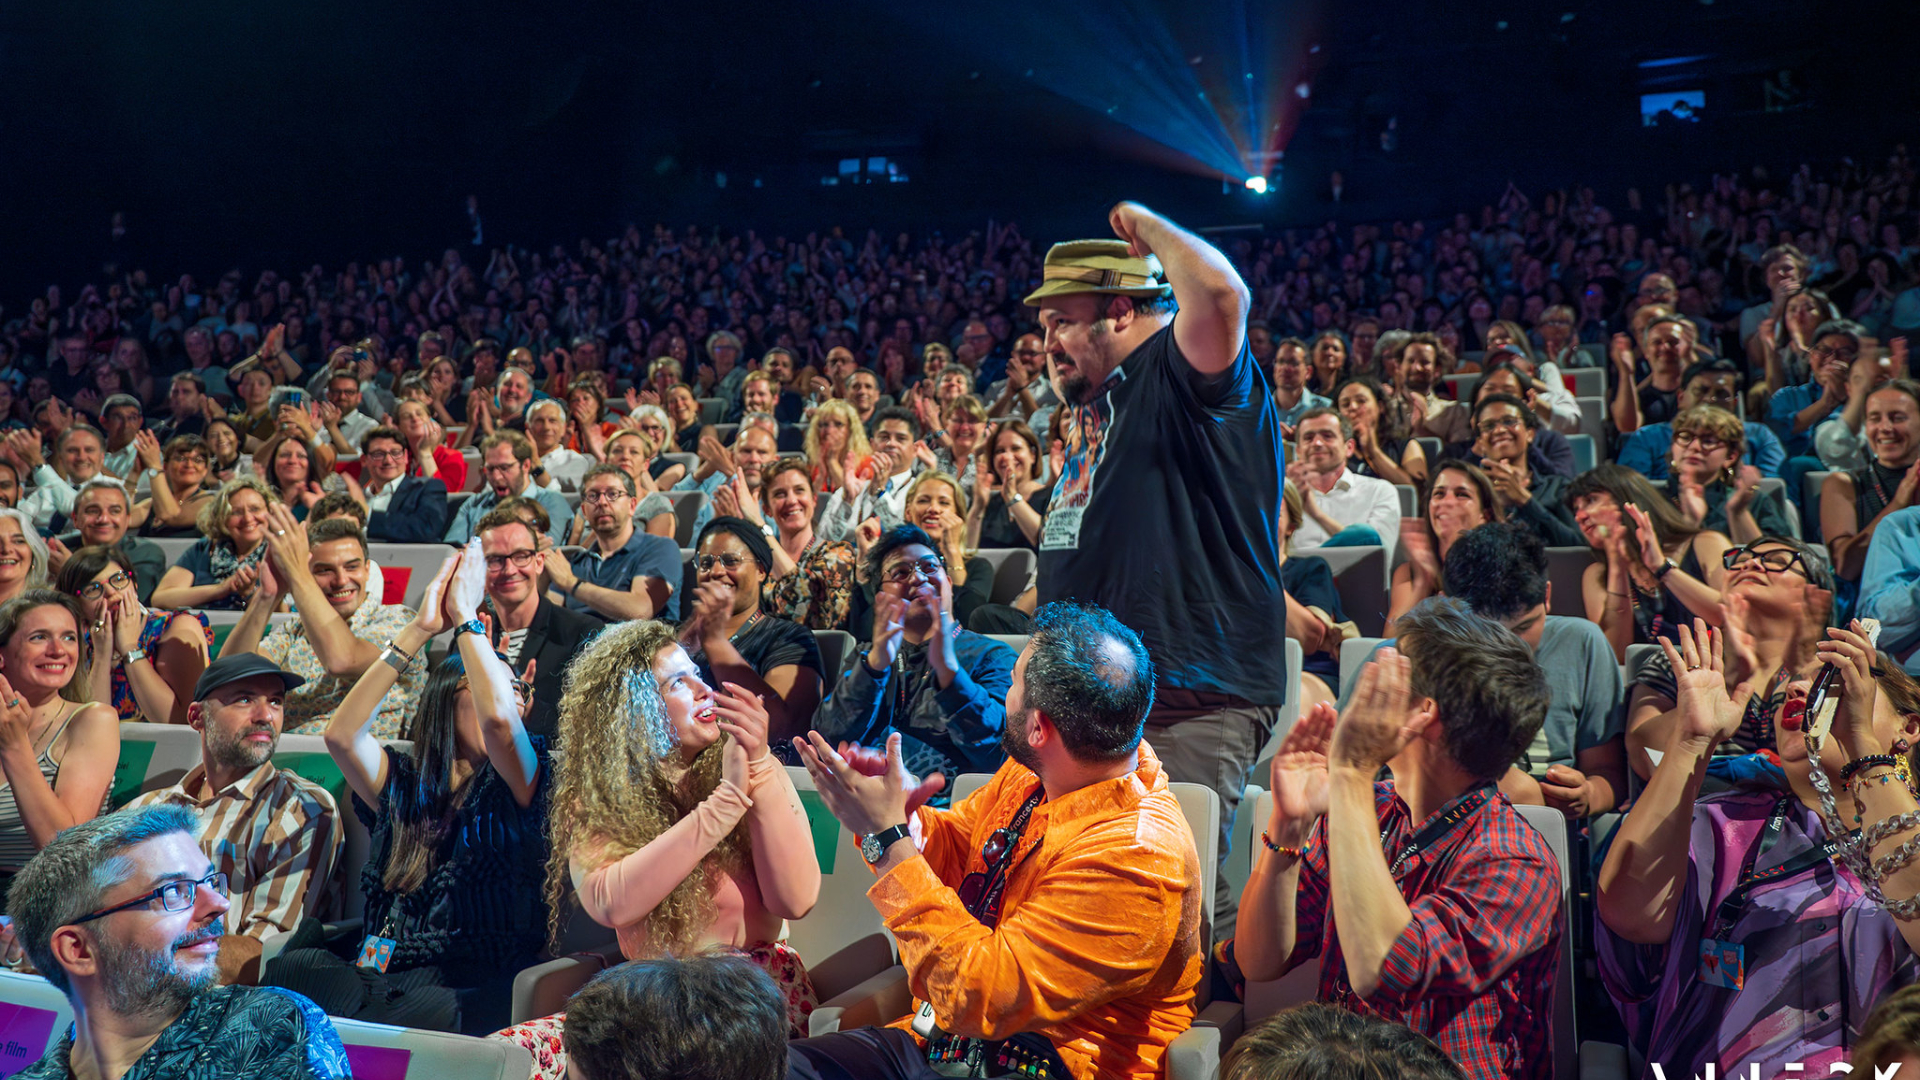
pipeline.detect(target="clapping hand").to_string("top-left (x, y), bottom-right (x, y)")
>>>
top-left (1659, 620), bottom-right (1753, 753)
top-left (1328, 647), bottom-right (1427, 775)
top-left (448, 537), bottom-right (487, 622)
top-left (714, 681), bottom-right (771, 762)
top-left (792, 731), bottom-right (941, 838)
top-left (868, 582), bottom-right (909, 668)
top-left (1269, 702), bottom-right (1334, 822)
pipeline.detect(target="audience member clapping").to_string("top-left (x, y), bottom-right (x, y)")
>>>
top-left (1276, 481), bottom-right (1351, 715)
top-left (1386, 463), bottom-right (1502, 630)
top-left (1333, 374), bottom-right (1426, 487)
top-left (0, 590), bottom-right (120, 875)
top-left (1567, 463), bottom-right (1731, 662)
top-left (267, 545), bottom-right (548, 1035)
top-left (1662, 405), bottom-right (1793, 543)
top-left (58, 545), bottom-right (209, 725)
top-left (965, 419), bottom-right (1050, 554)
top-left (546, 463), bottom-right (681, 622)
top-left (150, 476), bottom-right (276, 611)
top-left (348, 425), bottom-right (451, 543)
top-left (733, 456), bottom-right (855, 631)
top-left (1823, 377), bottom-right (1920, 583)
top-left (494, 618), bottom-right (819, 1075)
top-left (682, 517), bottom-right (824, 749)
top-left (1286, 408), bottom-right (1401, 558)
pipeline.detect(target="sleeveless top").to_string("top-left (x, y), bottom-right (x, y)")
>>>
top-left (0, 704), bottom-right (95, 870)
top-left (1852, 460), bottom-right (1901, 526)
top-left (1630, 538), bottom-right (1710, 648)
top-left (111, 610), bottom-right (215, 722)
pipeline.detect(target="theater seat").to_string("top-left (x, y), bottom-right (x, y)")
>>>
top-left (1312, 546), bottom-right (1388, 637)
top-left (697, 397), bottom-right (726, 426)
top-left (973, 548), bottom-right (1035, 605)
top-left (663, 490), bottom-right (706, 546)
top-left (813, 629), bottom-right (856, 684)
top-left (0, 970), bottom-right (74, 1065)
top-left (330, 1016), bottom-right (532, 1079)
top-left (506, 903), bottom-right (624, 1025)
top-left (1546, 547), bottom-right (1595, 617)
top-left (1514, 803), bottom-right (1577, 1080)
top-left (110, 723), bottom-right (205, 809)
top-left (1237, 789), bottom-right (1324, 1026)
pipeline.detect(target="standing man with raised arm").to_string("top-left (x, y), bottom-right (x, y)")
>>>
top-left (1029, 203), bottom-right (1285, 932)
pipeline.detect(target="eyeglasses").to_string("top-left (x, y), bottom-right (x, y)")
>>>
top-left (695, 553), bottom-right (752, 573)
top-left (1476, 416), bottom-right (1526, 435)
top-left (1672, 430), bottom-right (1726, 451)
top-left (76, 570), bottom-right (132, 600)
top-left (72, 871), bottom-right (228, 924)
top-left (1811, 345), bottom-right (1860, 363)
top-left (581, 489), bottom-right (629, 505)
top-left (1723, 545), bottom-right (1812, 578)
top-left (484, 550), bottom-right (539, 571)
top-left (168, 454), bottom-right (210, 467)
top-left (882, 555), bottom-right (944, 585)
top-left (363, 448), bottom-right (407, 462)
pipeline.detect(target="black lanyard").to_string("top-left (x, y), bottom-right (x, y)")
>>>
top-left (967, 789), bottom-right (1044, 930)
top-left (1712, 797), bottom-right (1839, 938)
top-left (1384, 783), bottom-right (1495, 877)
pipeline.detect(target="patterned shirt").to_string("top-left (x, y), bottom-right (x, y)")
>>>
top-left (761, 538), bottom-right (855, 630)
top-left (16, 985), bottom-right (350, 1079)
top-left (129, 762), bottom-right (341, 939)
top-left (261, 599), bottom-right (423, 740)
top-left (1289, 781), bottom-right (1561, 1080)
top-left (1598, 791), bottom-right (1919, 1078)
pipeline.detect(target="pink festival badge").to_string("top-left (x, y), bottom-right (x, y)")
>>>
top-left (344, 1044), bottom-right (412, 1080)
top-left (0, 1003), bottom-right (58, 1079)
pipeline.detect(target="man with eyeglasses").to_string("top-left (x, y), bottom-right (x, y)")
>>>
top-left (1471, 394), bottom-right (1584, 546)
top-left (352, 426), bottom-right (449, 543)
top-left (443, 430), bottom-right (572, 545)
top-left (543, 463), bottom-right (681, 623)
top-left (472, 506), bottom-right (600, 737)
top-left (315, 371), bottom-right (377, 452)
top-left (1617, 360), bottom-right (1788, 482)
top-left (813, 524), bottom-right (1015, 787)
top-left (790, 600), bottom-right (1197, 1080)
top-left (1269, 335), bottom-right (1329, 434)
top-left (124, 654), bottom-right (341, 986)
top-left (3, 804), bottom-right (351, 1078)
top-left (1768, 319), bottom-right (1869, 461)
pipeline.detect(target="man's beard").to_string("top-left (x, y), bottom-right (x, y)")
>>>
top-left (1001, 706), bottom-right (1042, 774)
top-left (1053, 322), bottom-right (1110, 406)
top-left (95, 921), bottom-right (222, 1020)
top-left (205, 723), bottom-right (276, 773)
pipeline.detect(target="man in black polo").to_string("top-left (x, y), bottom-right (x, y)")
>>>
top-left (1028, 203), bottom-right (1286, 931)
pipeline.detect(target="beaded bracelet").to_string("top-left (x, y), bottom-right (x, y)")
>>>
top-left (1843, 755), bottom-right (1901, 783)
top-left (1260, 832), bottom-right (1304, 861)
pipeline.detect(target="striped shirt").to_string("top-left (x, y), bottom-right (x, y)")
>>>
top-left (129, 761), bottom-right (341, 939)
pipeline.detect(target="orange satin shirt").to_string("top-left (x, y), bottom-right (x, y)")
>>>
top-left (868, 743), bottom-right (1202, 1080)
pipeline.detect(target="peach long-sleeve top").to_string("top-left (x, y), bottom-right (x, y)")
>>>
top-left (571, 754), bottom-right (820, 958)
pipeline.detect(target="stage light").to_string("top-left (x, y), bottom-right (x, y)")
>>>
top-left (1245, 175), bottom-right (1268, 194)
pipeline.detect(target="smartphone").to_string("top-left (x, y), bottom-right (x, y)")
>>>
top-left (288, 389), bottom-right (307, 408)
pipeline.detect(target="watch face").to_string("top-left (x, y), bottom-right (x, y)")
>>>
top-left (861, 833), bottom-right (883, 864)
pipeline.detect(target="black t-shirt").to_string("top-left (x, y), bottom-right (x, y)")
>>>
top-left (977, 487), bottom-right (1052, 551)
top-left (1037, 324), bottom-right (1287, 703)
top-left (692, 612), bottom-right (824, 689)
top-left (1639, 382), bottom-right (1681, 427)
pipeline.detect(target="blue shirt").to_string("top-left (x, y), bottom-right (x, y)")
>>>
top-left (444, 481), bottom-right (573, 546)
top-left (566, 526), bottom-right (684, 622)
top-left (1616, 421), bottom-right (1788, 481)
top-left (1274, 390), bottom-right (1332, 430)
top-left (16, 985), bottom-right (349, 1080)
top-left (1767, 382), bottom-right (1830, 459)
top-left (1862, 507), bottom-right (1920, 677)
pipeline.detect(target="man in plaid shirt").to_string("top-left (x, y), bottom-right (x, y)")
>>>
top-left (1236, 598), bottom-right (1561, 1080)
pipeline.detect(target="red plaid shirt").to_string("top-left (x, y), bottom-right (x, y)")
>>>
top-left (1288, 781), bottom-right (1561, 1080)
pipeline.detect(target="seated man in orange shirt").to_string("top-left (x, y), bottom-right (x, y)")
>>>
top-left (791, 601), bottom-right (1202, 1080)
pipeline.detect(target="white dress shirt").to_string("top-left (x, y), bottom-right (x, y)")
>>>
top-left (1289, 467), bottom-right (1403, 562)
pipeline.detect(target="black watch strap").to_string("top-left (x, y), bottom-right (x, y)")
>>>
top-left (863, 823), bottom-right (912, 864)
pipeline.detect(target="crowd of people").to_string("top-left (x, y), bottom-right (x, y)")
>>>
top-left (0, 144), bottom-right (1919, 1080)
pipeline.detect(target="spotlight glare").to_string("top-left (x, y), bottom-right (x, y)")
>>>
top-left (1245, 175), bottom-right (1268, 194)
top-left (1294, 81), bottom-right (1312, 99)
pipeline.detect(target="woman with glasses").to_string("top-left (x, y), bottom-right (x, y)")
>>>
top-left (0, 589), bottom-right (119, 883)
top-left (1568, 464), bottom-right (1731, 664)
top-left (493, 618), bottom-right (820, 1077)
top-left (1333, 374), bottom-right (1426, 487)
top-left (682, 517), bottom-right (823, 750)
top-left (1385, 463), bottom-right (1504, 631)
top-left (56, 545), bottom-right (209, 725)
top-left (1663, 405), bottom-right (1794, 544)
top-left (129, 433), bottom-right (220, 538)
top-left (267, 544), bottom-right (547, 1035)
top-left (1597, 612), bottom-right (1920, 1075)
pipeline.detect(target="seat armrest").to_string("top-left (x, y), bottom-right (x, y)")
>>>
top-left (808, 964), bottom-right (912, 1037)
top-left (802, 932), bottom-right (895, 1004)
top-left (1193, 999), bottom-right (1244, 1045)
top-left (510, 946), bottom-right (622, 1026)
top-left (1164, 1024), bottom-right (1222, 1080)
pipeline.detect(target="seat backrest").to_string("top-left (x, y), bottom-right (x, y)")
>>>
top-left (948, 773), bottom-right (995, 803)
top-left (664, 490), bottom-right (706, 546)
top-left (112, 723), bottom-right (205, 809)
top-left (986, 633), bottom-right (1030, 656)
top-left (1337, 637), bottom-right (1385, 701)
top-left (1169, 783), bottom-right (1220, 994)
top-left (1312, 545), bottom-right (1388, 637)
top-left (0, 970), bottom-right (74, 1067)
top-left (661, 452), bottom-right (699, 476)
top-left (813, 629), bottom-right (855, 685)
top-left (697, 397), bottom-right (726, 426)
top-left (1545, 547), bottom-right (1595, 617)
top-left (1576, 396), bottom-right (1606, 440)
top-left (367, 544), bottom-right (461, 610)
top-left (330, 1016), bottom-right (534, 1080)
top-left (781, 766), bottom-right (894, 968)
top-left (1413, 436), bottom-right (1441, 462)
top-left (1393, 484), bottom-right (1417, 519)
top-left (1567, 433), bottom-right (1597, 474)
top-left (1235, 789), bottom-right (1324, 1025)
top-left (1565, 368), bottom-right (1605, 398)
top-left (974, 548), bottom-right (1036, 605)
top-left (1804, 470), bottom-right (1835, 519)
top-left (149, 536), bottom-right (198, 566)
top-left (1513, 803), bottom-right (1577, 1080)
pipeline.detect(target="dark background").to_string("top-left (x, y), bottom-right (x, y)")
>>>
top-left (2, 0), bottom-right (1914, 301)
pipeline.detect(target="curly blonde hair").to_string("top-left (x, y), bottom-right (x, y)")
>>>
top-left (196, 475), bottom-right (282, 546)
top-left (544, 619), bottom-right (752, 954)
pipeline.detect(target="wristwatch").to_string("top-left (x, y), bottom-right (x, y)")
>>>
top-left (122, 647), bottom-right (148, 665)
top-left (453, 617), bottom-right (487, 639)
top-left (1656, 558), bottom-right (1677, 580)
top-left (861, 823), bottom-right (912, 865)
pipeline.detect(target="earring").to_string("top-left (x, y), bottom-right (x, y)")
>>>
top-left (1897, 739), bottom-right (1911, 755)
